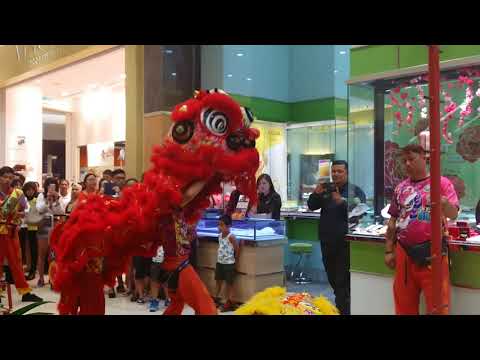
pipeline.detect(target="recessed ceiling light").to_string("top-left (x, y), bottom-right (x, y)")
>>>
top-left (227, 74), bottom-right (233, 78)
top-left (334, 70), bottom-right (339, 73)
top-left (120, 73), bottom-right (126, 80)
top-left (236, 52), bottom-right (244, 57)
top-left (339, 51), bottom-right (347, 55)
top-left (171, 72), bottom-right (177, 77)
top-left (165, 49), bottom-right (173, 54)
top-left (246, 77), bottom-right (252, 81)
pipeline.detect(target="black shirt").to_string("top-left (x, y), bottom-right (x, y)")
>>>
top-left (307, 182), bottom-right (366, 239)
top-left (254, 191), bottom-right (282, 220)
top-left (225, 189), bottom-right (282, 220)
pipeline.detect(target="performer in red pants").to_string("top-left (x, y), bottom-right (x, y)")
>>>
top-left (159, 209), bottom-right (217, 315)
top-left (0, 166), bottom-right (43, 303)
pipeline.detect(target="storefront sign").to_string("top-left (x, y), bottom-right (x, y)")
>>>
top-left (0, 45), bottom-right (116, 86)
top-left (15, 45), bottom-right (66, 66)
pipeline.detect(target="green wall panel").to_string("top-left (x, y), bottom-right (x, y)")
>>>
top-left (231, 94), bottom-right (346, 124)
top-left (450, 250), bottom-right (480, 289)
top-left (291, 98), bottom-right (337, 123)
top-left (231, 94), bottom-right (290, 123)
top-left (350, 241), bottom-right (394, 276)
top-left (399, 45), bottom-right (428, 68)
top-left (350, 45), bottom-right (399, 77)
top-left (351, 45), bottom-right (480, 78)
top-left (440, 45), bottom-right (480, 62)
top-left (335, 98), bottom-right (348, 120)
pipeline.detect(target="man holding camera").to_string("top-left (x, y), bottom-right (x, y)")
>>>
top-left (307, 160), bottom-right (365, 315)
top-left (111, 169), bottom-right (127, 198)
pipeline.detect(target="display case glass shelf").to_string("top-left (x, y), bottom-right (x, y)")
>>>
top-left (197, 216), bottom-right (286, 242)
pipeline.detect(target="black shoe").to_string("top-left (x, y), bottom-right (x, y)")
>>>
top-left (25, 273), bottom-right (35, 281)
top-left (212, 296), bottom-right (222, 307)
top-left (108, 290), bottom-right (116, 299)
top-left (116, 285), bottom-right (126, 294)
top-left (4, 266), bottom-right (14, 284)
top-left (22, 293), bottom-right (43, 302)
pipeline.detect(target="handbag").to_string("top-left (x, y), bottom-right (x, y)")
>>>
top-left (25, 209), bottom-right (44, 226)
top-left (400, 237), bottom-right (448, 267)
top-left (25, 198), bottom-right (43, 226)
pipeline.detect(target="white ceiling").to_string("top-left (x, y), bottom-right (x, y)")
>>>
top-left (26, 47), bottom-right (125, 100)
top-left (43, 113), bottom-right (66, 125)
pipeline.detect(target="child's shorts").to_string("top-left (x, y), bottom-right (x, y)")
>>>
top-left (150, 261), bottom-right (168, 284)
top-left (215, 263), bottom-right (236, 285)
top-left (133, 256), bottom-right (152, 280)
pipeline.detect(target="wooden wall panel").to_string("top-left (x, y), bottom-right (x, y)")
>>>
top-left (143, 113), bottom-right (172, 172)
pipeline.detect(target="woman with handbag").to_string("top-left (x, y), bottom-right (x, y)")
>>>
top-left (36, 178), bottom-right (65, 287)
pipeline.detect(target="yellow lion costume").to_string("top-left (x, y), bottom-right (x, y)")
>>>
top-left (235, 287), bottom-right (339, 315)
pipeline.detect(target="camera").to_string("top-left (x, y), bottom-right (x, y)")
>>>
top-left (322, 182), bottom-right (337, 194)
top-left (103, 182), bottom-right (116, 196)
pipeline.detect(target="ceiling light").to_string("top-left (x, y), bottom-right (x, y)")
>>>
top-left (334, 70), bottom-right (338, 73)
top-left (35, 79), bottom-right (41, 84)
top-left (165, 49), bottom-right (173, 54)
top-left (171, 72), bottom-right (177, 77)
top-left (236, 52), bottom-right (244, 57)
top-left (227, 74), bottom-right (233, 78)
top-left (120, 73), bottom-right (126, 80)
top-left (61, 91), bottom-right (69, 97)
top-left (88, 84), bottom-right (98, 89)
top-left (339, 51), bottom-right (347, 55)
top-left (246, 77), bottom-right (252, 81)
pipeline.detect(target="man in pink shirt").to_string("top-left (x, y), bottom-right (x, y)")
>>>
top-left (384, 144), bottom-right (459, 315)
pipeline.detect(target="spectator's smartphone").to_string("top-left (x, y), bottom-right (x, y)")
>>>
top-left (104, 182), bottom-right (116, 196)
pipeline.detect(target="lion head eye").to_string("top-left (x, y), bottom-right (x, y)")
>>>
top-left (201, 108), bottom-right (229, 136)
top-left (172, 120), bottom-right (194, 144)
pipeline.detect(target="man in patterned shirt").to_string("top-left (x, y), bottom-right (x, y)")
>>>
top-left (384, 144), bottom-right (459, 315)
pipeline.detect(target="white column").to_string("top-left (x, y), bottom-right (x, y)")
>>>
top-left (5, 84), bottom-right (43, 182)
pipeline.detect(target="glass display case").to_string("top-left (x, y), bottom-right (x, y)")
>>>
top-left (286, 122), bottom-right (346, 210)
top-left (197, 212), bottom-right (286, 243)
top-left (347, 64), bottom-right (480, 236)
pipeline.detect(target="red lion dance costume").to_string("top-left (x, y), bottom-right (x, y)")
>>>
top-left (50, 89), bottom-right (260, 315)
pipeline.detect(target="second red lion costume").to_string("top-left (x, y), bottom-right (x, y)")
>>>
top-left (50, 89), bottom-right (260, 315)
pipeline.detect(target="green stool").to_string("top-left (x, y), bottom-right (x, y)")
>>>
top-left (289, 243), bottom-right (313, 284)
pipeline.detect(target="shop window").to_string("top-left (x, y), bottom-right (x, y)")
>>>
top-left (348, 65), bottom-right (480, 228)
top-left (286, 123), bottom-right (342, 209)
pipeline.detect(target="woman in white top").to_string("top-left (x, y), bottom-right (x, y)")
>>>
top-left (36, 177), bottom-right (65, 287)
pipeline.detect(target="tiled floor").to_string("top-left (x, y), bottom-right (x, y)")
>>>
top-left (2, 276), bottom-right (334, 315)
